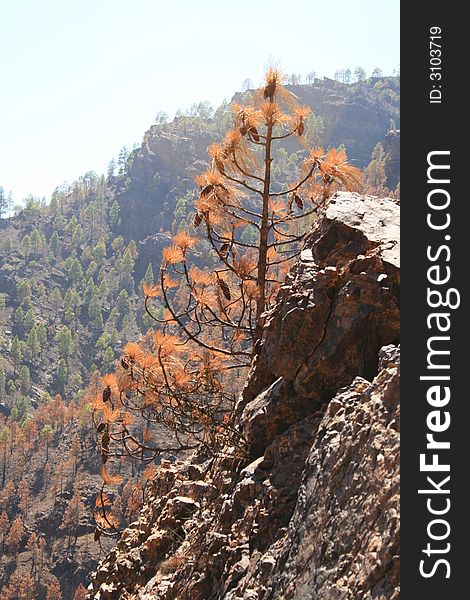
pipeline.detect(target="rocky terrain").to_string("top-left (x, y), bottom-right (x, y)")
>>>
top-left (88, 191), bottom-right (400, 599)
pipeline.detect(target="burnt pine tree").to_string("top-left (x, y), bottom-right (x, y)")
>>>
top-left (92, 70), bottom-right (362, 532)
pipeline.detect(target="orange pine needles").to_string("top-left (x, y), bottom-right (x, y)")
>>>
top-left (142, 281), bottom-right (160, 298)
top-left (320, 148), bottom-right (363, 190)
top-left (172, 230), bottom-right (197, 253)
top-left (162, 244), bottom-right (184, 266)
top-left (101, 465), bottom-right (123, 486)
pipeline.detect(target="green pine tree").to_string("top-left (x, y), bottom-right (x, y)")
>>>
top-left (18, 365), bottom-right (30, 395)
top-left (56, 326), bottom-right (74, 358)
top-left (57, 359), bottom-right (68, 391)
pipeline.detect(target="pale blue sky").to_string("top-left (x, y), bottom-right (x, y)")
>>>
top-left (0, 0), bottom-right (399, 203)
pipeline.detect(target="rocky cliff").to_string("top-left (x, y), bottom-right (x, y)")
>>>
top-left (88, 192), bottom-right (400, 599)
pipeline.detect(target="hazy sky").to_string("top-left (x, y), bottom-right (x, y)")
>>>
top-left (0, 0), bottom-right (399, 203)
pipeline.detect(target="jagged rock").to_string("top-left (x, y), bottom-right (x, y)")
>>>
top-left (178, 480), bottom-right (218, 503)
top-left (167, 497), bottom-right (200, 520)
top-left (187, 465), bottom-right (204, 481)
top-left (241, 378), bottom-right (313, 459)
top-left (240, 192), bottom-right (399, 456)
top-left (267, 344), bottom-right (400, 599)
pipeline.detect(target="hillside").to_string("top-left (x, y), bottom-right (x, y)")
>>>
top-left (0, 75), bottom-right (400, 599)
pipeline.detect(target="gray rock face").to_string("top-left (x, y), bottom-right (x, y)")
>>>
top-left (267, 345), bottom-right (400, 600)
top-left (88, 193), bottom-right (400, 600)
top-left (241, 192), bottom-right (399, 456)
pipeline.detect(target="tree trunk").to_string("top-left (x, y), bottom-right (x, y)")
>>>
top-left (1, 442), bottom-right (6, 487)
top-left (255, 103), bottom-right (274, 342)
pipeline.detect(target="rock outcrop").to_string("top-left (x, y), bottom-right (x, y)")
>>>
top-left (89, 192), bottom-right (400, 599)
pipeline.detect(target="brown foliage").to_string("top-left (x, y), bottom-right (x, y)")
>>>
top-left (46, 578), bottom-right (63, 600)
top-left (60, 490), bottom-right (85, 538)
top-left (5, 515), bottom-right (25, 555)
top-left (0, 570), bottom-right (36, 600)
top-left (0, 510), bottom-right (9, 537)
top-left (72, 584), bottom-right (87, 600)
